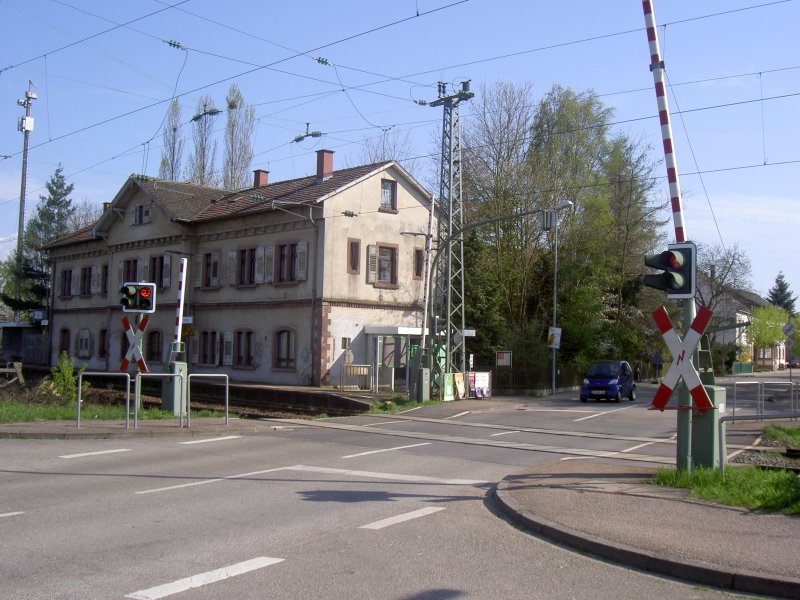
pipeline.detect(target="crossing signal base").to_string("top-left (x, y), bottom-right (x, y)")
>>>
top-left (120, 282), bottom-right (157, 313)
top-left (643, 241), bottom-right (696, 299)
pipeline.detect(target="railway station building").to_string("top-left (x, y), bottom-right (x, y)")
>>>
top-left (43, 150), bottom-right (434, 390)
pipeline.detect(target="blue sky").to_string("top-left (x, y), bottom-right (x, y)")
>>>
top-left (1, 0), bottom-right (798, 297)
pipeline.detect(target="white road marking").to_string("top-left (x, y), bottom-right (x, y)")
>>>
top-left (562, 434), bottom-right (677, 461)
top-left (58, 449), bottom-right (131, 459)
top-left (125, 556), bottom-right (284, 599)
top-left (287, 465), bottom-right (487, 486)
top-left (179, 435), bottom-right (241, 445)
top-left (489, 431), bottom-right (519, 437)
top-left (398, 406), bottom-right (422, 414)
top-left (135, 467), bottom-right (292, 495)
top-left (341, 443), bottom-right (430, 458)
top-left (574, 406), bottom-right (635, 422)
top-left (0, 511), bottom-right (25, 518)
top-left (360, 507), bottom-right (446, 530)
top-left (523, 409), bottom-right (595, 413)
top-left (446, 411), bottom-right (470, 420)
top-left (362, 419), bottom-right (411, 427)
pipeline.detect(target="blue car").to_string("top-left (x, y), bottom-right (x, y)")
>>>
top-left (579, 360), bottom-right (636, 403)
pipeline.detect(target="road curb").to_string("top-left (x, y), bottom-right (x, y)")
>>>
top-left (492, 480), bottom-right (800, 599)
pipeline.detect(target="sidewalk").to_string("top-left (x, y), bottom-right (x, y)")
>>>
top-left (3, 411), bottom-right (799, 598)
top-left (493, 460), bottom-right (800, 599)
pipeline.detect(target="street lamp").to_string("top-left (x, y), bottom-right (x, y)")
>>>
top-left (550, 199), bottom-right (573, 395)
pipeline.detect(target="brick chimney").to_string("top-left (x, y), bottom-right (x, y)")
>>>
top-left (316, 149), bottom-right (334, 182)
top-left (253, 169), bottom-right (269, 188)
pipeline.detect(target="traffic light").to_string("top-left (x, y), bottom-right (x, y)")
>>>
top-left (643, 241), bottom-right (696, 299)
top-left (119, 282), bottom-right (157, 313)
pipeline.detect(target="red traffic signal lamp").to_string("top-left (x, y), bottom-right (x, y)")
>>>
top-left (120, 282), bottom-right (157, 313)
top-left (643, 242), bottom-right (696, 299)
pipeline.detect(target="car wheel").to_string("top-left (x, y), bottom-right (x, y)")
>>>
top-left (629, 387), bottom-right (636, 402)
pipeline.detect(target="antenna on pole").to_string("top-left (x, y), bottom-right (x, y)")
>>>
top-left (15, 81), bottom-right (37, 309)
top-left (427, 80), bottom-right (474, 399)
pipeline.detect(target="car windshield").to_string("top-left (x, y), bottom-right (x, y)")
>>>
top-left (586, 362), bottom-right (620, 378)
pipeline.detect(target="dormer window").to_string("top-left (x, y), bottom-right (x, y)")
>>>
top-left (132, 204), bottom-right (152, 225)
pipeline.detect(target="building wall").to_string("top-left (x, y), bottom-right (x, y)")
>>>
top-left (47, 167), bottom-right (432, 387)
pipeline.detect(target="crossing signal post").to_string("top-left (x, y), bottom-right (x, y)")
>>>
top-left (644, 242), bottom-right (696, 299)
top-left (120, 282), bottom-right (157, 313)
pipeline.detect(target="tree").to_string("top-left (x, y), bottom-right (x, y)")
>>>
top-left (767, 271), bottom-right (796, 315)
top-left (748, 304), bottom-right (788, 369)
top-left (1, 165), bottom-right (76, 316)
top-left (158, 99), bottom-right (184, 181)
top-left (222, 84), bottom-right (256, 190)
top-left (68, 199), bottom-right (103, 232)
top-left (185, 96), bottom-right (220, 187)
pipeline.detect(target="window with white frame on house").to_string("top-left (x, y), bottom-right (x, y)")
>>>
top-left (235, 330), bottom-right (254, 367)
top-left (200, 330), bottom-right (219, 365)
top-left (150, 255), bottom-right (168, 288)
top-left (120, 331), bottom-right (130, 360)
top-left (366, 244), bottom-right (398, 287)
top-left (414, 248), bottom-right (424, 279)
top-left (80, 267), bottom-right (92, 296)
top-left (59, 329), bottom-right (70, 355)
top-left (60, 269), bottom-right (73, 297)
top-left (147, 330), bottom-right (162, 362)
top-left (101, 264), bottom-right (109, 295)
top-left (99, 329), bottom-right (108, 358)
top-left (275, 329), bottom-right (296, 369)
top-left (347, 239), bottom-right (360, 274)
top-left (132, 204), bottom-right (152, 225)
top-left (123, 259), bottom-right (138, 283)
top-left (277, 243), bottom-right (298, 283)
top-left (238, 248), bottom-right (257, 285)
top-left (202, 253), bottom-right (219, 287)
top-left (77, 329), bottom-right (91, 358)
top-left (380, 179), bottom-right (397, 212)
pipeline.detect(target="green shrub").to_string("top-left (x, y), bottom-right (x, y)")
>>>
top-left (39, 352), bottom-right (89, 405)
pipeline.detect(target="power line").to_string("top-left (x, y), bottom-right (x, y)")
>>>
top-left (0, 1), bottom-right (191, 74)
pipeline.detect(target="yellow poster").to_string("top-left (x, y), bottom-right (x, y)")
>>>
top-left (453, 372), bottom-right (466, 399)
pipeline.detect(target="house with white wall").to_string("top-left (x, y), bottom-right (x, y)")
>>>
top-left (44, 150), bottom-right (434, 388)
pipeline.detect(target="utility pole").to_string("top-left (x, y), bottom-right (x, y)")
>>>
top-left (428, 80), bottom-right (473, 398)
top-left (15, 81), bottom-right (37, 305)
top-left (643, 1), bottom-right (696, 472)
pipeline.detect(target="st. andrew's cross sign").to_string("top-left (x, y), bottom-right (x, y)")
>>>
top-left (651, 305), bottom-right (714, 413)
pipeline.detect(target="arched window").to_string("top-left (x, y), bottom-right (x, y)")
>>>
top-left (274, 329), bottom-right (296, 369)
top-left (235, 329), bottom-right (254, 367)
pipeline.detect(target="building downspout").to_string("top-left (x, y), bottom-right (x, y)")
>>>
top-left (309, 205), bottom-right (320, 385)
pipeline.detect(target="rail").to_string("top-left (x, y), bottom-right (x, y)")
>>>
top-left (76, 372), bottom-right (131, 429)
top-left (718, 411), bottom-right (800, 478)
top-left (187, 374), bottom-right (229, 427)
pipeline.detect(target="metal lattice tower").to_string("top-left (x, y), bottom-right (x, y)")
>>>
top-left (428, 81), bottom-right (473, 392)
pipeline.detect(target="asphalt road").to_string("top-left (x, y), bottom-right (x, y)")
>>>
top-left (2, 383), bottom-right (766, 599)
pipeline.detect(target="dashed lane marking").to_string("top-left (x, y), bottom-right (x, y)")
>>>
top-left (341, 442), bottom-right (431, 458)
top-left (573, 406), bottom-right (636, 422)
top-left (59, 449), bottom-right (131, 459)
top-left (360, 507), bottom-right (446, 530)
top-left (179, 436), bottom-right (242, 445)
top-left (125, 556), bottom-right (284, 599)
top-left (1, 511), bottom-right (25, 518)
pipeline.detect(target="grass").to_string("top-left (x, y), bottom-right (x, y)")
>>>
top-left (0, 395), bottom-right (225, 424)
top-left (653, 465), bottom-right (800, 515)
top-left (367, 394), bottom-right (441, 414)
top-left (763, 424), bottom-right (800, 447)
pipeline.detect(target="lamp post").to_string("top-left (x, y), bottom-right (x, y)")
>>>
top-left (550, 199), bottom-right (573, 395)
